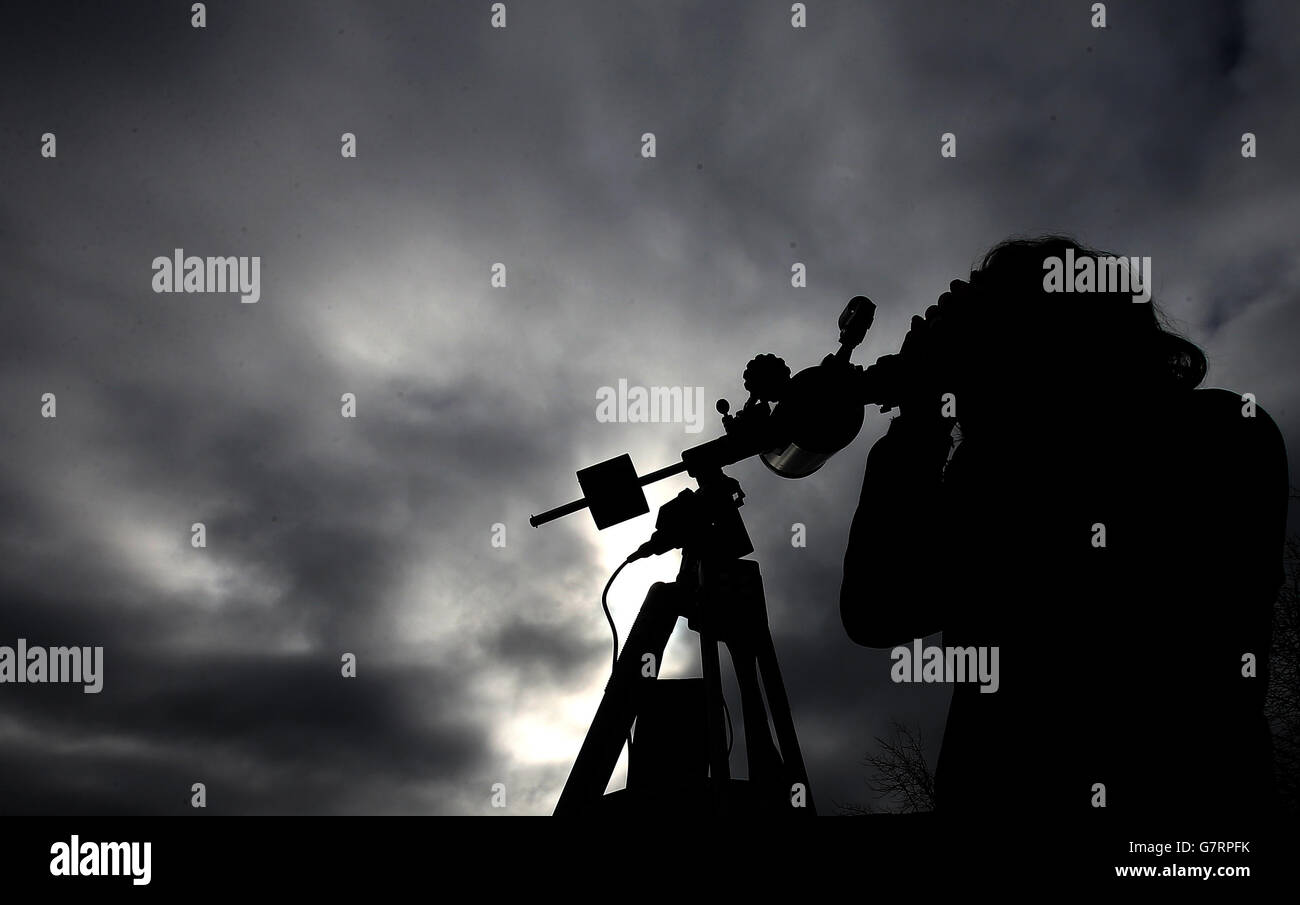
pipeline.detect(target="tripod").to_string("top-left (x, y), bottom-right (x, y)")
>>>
top-left (552, 469), bottom-right (815, 816)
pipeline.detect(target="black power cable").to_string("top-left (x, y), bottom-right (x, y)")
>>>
top-left (602, 555), bottom-right (734, 765)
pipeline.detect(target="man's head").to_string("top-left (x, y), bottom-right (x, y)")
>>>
top-left (934, 235), bottom-right (1207, 436)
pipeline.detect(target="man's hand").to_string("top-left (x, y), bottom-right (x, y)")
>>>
top-left (867, 275), bottom-right (981, 421)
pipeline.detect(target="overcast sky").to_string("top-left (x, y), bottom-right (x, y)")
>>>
top-left (0, 0), bottom-right (1297, 815)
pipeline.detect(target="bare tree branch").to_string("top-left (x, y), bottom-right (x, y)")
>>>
top-left (840, 720), bottom-right (936, 814)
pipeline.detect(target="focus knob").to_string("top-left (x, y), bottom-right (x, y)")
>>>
top-left (743, 354), bottom-right (791, 402)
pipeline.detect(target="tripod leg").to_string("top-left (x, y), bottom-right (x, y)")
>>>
top-left (730, 645), bottom-right (784, 787)
top-left (554, 580), bottom-right (681, 816)
top-left (753, 630), bottom-right (817, 815)
top-left (722, 559), bottom-right (817, 815)
top-left (698, 626), bottom-right (730, 792)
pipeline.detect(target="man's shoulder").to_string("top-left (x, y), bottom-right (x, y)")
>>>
top-left (1178, 386), bottom-right (1286, 467)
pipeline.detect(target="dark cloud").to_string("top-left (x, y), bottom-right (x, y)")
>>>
top-left (0, 0), bottom-right (1296, 815)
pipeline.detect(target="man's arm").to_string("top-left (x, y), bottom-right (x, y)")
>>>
top-left (1183, 389), bottom-right (1289, 715)
top-left (840, 412), bottom-right (955, 648)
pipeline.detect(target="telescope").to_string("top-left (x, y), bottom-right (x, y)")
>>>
top-left (530, 295), bottom-right (893, 534)
top-left (531, 295), bottom-right (891, 816)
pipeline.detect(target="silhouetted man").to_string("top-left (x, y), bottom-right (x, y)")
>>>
top-left (841, 236), bottom-right (1288, 817)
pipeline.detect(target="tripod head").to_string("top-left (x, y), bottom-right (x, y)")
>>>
top-left (627, 474), bottom-right (752, 564)
top-left (529, 295), bottom-right (883, 536)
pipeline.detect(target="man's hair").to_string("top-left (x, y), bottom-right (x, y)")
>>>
top-left (974, 235), bottom-right (1208, 393)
